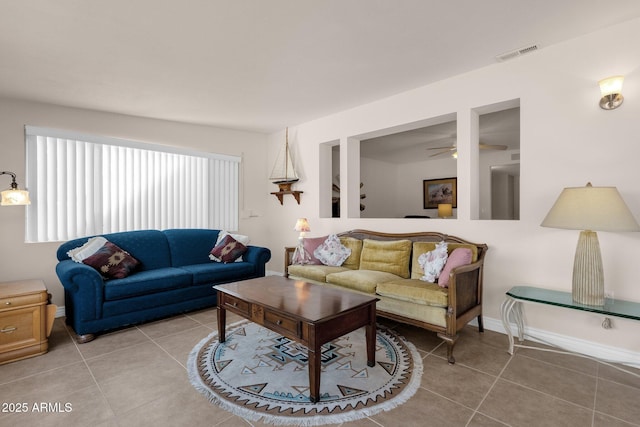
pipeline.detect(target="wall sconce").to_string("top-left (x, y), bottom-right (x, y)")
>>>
top-left (599, 76), bottom-right (624, 110)
top-left (438, 203), bottom-right (453, 218)
top-left (1, 171), bottom-right (31, 206)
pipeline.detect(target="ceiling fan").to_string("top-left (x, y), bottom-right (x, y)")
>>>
top-left (427, 142), bottom-right (508, 158)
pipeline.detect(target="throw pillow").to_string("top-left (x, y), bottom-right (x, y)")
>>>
top-left (438, 247), bottom-right (473, 287)
top-left (67, 236), bottom-right (109, 262)
top-left (209, 230), bottom-right (250, 262)
top-left (292, 236), bottom-right (327, 265)
top-left (81, 240), bottom-right (140, 279)
top-left (314, 234), bottom-right (352, 266)
top-left (209, 234), bottom-right (247, 263)
top-left (418, 241), bottom-right (448, 282)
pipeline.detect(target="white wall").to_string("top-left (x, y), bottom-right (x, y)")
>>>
top-left (0, 99), bottom-right (271, 308)
top-left (360, 157), bottom-right (398, 218)
top-left (265, 18), bottom-right (640, 355)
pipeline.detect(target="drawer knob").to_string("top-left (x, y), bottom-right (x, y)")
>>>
top-left (276, 320), bottom-right (282, 325)
top-left (1, 326), bottom-right (17, 334)
top-left (233, 302), bottom-right (238, 307)
top-left (5, 302), bottom-right (10, 305)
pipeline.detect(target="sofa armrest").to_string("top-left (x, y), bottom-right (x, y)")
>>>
top-left (283, 246), bottom-right (296, 277)
top-left (242, 246), bottom-right (272, 276)
top-left (55, 260), bottom-right (106, 321)
top-left (445, 260), bottom-right (484, 327)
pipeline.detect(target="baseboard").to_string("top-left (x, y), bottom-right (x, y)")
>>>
top-left (477, 316), bottom-right (640, 369)
top-left (266, 270), bottom-right (283, 276)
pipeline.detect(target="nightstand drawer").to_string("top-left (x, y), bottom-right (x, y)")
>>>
top-left (0, 293), bottom-right (47, 309)
top-left (264, 310), bottom-right (300, 337)
top-left (0, 306), bottom-right (40, 349)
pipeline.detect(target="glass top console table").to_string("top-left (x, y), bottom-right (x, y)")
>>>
top-left (501, 285), bottom-right (640, 356)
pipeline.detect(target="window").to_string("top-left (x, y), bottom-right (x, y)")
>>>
top-left (25, 126), bottom-right (240, 243)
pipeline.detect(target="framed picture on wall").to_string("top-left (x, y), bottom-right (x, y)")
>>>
top-left (423, 178), bottom-right (457, 209)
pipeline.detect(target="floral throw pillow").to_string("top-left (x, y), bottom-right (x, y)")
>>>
top-left (210, 234), bottom-right (248, 263)
top-left (418, 241), bottom-right (448, 282)
top-left (314, 234), bottom-right (352, 267)
top-left (81, 241), bottom-right (140, 279)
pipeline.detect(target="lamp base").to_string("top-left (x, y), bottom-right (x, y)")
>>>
top-left (572, 230), bottom-right (604, 306)
top-left (292, 236), bottom-right (311, 265)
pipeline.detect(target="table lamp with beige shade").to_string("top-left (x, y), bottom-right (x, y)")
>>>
top-left (541, 183), bottom-right (640, 306)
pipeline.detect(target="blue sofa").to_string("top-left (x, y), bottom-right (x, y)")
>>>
top-left (55, 229), bottom-right (271, 342)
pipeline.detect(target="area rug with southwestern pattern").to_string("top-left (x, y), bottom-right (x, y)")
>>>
top-left (187, 320), bottom-right (423, 426)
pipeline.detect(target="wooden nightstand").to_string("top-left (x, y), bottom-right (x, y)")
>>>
top-left (0, 279), bottom-right (57, 364)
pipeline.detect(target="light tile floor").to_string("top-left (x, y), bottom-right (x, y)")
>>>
top-left (1, 309), bottom-right (639, 427)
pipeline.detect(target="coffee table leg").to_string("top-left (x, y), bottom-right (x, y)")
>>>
top-left (366, 305), bottom-right (376, 367)
top-left (308, 348), bottom-right (321, 403)
top-left (217, 293), bottom-right (227, 343)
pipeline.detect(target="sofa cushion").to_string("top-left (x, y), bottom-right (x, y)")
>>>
top-left (179, 262), bottom-right (255, 285)
top-left (326, 270), bottom-right (401, 294)
top-left (288, 264), bottom-right (349, 282)
top-left (163, 228), bottom-right (220, 267)
top-left (58, 230), bottom-right (172, 271)
top-left (339, 237), bottom-right (363, 270)
top-left (411, 242), bottom-right (479, 279)
top-left (104, 267), bottom-right (192, 301)
top-left (438, 247), bottom-right (473, 287)
top-left (376, 279), bottom-right (449, 308)
top-left (411, 242), bottom-right (436, 279)
top-left (359, 239), bottom-right (412, 278)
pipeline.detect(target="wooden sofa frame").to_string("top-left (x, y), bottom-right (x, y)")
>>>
top-left (284, 229), bottom-right (488, 364)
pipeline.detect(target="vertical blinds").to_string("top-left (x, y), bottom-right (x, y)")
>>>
top-left (25, 126), bottom-right (240, 243)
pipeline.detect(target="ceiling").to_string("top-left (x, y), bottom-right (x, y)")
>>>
top-left (1, 1), bottom-right (640, 133)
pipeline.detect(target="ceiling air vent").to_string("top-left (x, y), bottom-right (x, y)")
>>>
top-left (495, 44), bottom-right (539, 62)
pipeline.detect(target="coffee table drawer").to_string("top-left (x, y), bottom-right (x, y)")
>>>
top-left (264, 310), bottom-right (300, 337)
top-left (221, 295), bottom-right (250, 316)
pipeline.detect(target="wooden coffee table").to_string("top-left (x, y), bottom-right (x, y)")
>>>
top-left (215, 276), bottom-right (379, 403)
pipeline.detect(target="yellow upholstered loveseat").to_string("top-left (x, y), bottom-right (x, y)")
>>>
top-left (285, 230), bottom-right (488, 364)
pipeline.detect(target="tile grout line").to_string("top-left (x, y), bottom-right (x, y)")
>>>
top-left (135, 325), bottom-right (191, 371)
top-left (64, 322), bottom-right (121, 425)
top-left (464, 350), bottom-right (516, 427)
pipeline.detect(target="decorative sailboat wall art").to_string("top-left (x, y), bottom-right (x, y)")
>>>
top-left (270, 127), bottom-right (303, 204)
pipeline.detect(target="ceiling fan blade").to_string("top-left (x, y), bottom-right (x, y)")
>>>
top-left (429, 149), bottom-right (455, 158)
top-left (426, 146), bottom-right (456, 151)
top-left (479, 143), bottom-right (508, 150)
